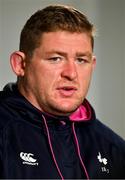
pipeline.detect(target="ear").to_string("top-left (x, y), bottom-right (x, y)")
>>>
top-left (92, 55), bottom-right (96, 70)
top-left (10, 51), bottom-right (26, 76)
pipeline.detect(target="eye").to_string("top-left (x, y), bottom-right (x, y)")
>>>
top-left (76, 57), bottom-right (88, 64)
top-left (48, 56), bottom-right (62, 63)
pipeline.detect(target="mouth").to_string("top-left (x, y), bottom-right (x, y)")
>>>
top-left (57, 86), bottom-right (77, 97)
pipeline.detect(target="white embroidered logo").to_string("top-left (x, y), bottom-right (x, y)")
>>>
top-left (97, 152), bottom-right (107, 165)
top-left (20, 152), bottom-right (38, 166)
top-left (97, 152), bottom-right (109, 174)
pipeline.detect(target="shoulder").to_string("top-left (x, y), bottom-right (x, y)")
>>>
top-left (93, 119), bottom-right (125, 149)
top-left (0, 104), bottom-right (14, 130)
top-left (0, 88), bottom-right (18, 129)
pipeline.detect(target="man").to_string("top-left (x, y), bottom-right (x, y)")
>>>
top-left (0, 5), bottom-right (125, 179)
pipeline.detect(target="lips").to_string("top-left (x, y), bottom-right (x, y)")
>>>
top-left (57, 86), bottom-right (77, 97)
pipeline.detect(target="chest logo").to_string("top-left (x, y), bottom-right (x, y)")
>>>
top-left (97, 152), bottom-right (109, 174)
top-left (20, 152), bottom-right (38, 166)
top-left (97, 152), bottom-right (107, 165)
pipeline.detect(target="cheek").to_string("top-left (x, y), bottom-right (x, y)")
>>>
top-left (80, 68), bottom-right (93, 81)
top-left (79, 68), bottom-right (93, 89)
top-left (38, 69), bottom-right (58, 90)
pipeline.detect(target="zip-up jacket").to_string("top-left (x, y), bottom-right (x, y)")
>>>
top-left (0, 83), bottom-right (125, 179)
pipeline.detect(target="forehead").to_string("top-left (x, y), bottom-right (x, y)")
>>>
top-left (39, 31), bottom-right (92, 53)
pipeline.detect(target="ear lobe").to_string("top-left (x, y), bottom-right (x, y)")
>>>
top-left (10, 51), bottom-right (26, 76)
top-left (92, 56), bottom-right (96, 70)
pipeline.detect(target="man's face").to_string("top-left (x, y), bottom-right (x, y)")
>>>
top-left (21, 31), bottom-right (96, 115)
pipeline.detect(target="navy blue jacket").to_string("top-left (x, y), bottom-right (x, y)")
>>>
top-left (0, 83), bottom-right (125, 179)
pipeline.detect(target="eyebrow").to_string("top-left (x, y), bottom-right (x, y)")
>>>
top-left (44, 50), bottom-right (92, 59)
top-left (76, 52), bottom-right (92, 59)
top-left (45, 51), bottom-right (67, 57)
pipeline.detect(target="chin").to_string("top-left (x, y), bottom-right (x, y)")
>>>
top-left (49, 98), bottom-right (83, 115)
top-left (55, 104), bottom-right (79, 115)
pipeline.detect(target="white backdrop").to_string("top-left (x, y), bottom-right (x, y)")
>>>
top-left (0, 0), bottom-right (125, 139)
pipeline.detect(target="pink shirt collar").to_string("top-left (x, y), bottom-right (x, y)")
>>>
top-left (70, 99), bottom-right (92, 122)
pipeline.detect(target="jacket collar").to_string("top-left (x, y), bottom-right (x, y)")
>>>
top-left (1, 83), bottom-right (96, 124)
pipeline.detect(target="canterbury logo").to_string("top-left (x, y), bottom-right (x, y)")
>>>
top-left (20, 152), bottom-right (38, 166)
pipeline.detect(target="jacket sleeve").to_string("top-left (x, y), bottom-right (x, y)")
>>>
top-left (112, 136), bottom-right (125, 178)
top-left (119, 142), bottom-right (125, 178)
top-left (0, 128), bottom-right (3, 178)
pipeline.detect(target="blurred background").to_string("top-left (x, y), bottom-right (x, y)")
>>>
top-left (0, 0), bottom-right (125, 138)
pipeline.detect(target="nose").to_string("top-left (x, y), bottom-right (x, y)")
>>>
top-left (61, 61), bottom-right (77, 80)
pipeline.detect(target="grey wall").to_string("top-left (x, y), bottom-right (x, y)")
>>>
top-left (0, 0), bottom-right (125, 139)
top-left (90, 0), bottom-right (125, 139)
top-left (124, 6), bottom-right (125, 135)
